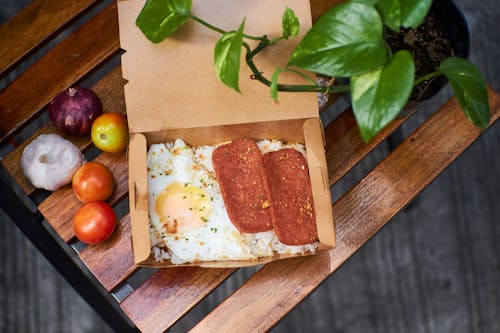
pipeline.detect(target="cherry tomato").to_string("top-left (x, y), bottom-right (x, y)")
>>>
top-left (72, 162), bottom-right (114, 203)
top-left (73, 202), bottom-right (116, 244)
top-left (91, 112), bottom-right (128, 153)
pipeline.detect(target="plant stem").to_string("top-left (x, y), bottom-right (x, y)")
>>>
top-left (187, 14), bottom-right (267, 42)
top-left (243, 42), bottom-right (350, 94)
top-left (414, 71), bottom-right (441, 87)
top-left (186, 13), bottom-right (342, 93)
top-left (187, 14), bottom-right (226, 34)
top-left (269, 36), bottom-right (285, 44)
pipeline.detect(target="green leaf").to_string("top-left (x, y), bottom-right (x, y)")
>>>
top-left (288, 2), bottom-right (387, 77)
top-left (270, 68), bottom-right (284, 101)
top-left (136, 0), bottom-right (192, 43)
top-left (401, 0), bottom-right (432, 28)
top-left (377, 0), bottom-right (432, 31)
top-left (439, 57), bottom-right (491, 129)
top-left (376, 0), bottom-right (401, 31)
top-left (351, 50), bottom-right (414, 142)
top-left (282, 7), bottom-right (300, 39)
top-left (214, 20), bottom-right (245, 93)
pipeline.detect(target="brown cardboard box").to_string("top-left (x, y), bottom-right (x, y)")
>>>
top-left (118, 0), bottom-right (335, 267)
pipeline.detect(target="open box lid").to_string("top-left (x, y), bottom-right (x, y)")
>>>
top-left (118, 0), bottom-right (319, 134)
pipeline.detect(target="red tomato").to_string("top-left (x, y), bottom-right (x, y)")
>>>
top-left (91, 112), bottom-right (128, 153)
top-left (72, 162), bottom-right (115, 203)
top-left (73, 202), bottom-right (116, 244)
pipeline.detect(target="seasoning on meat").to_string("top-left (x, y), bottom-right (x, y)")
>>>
top-left (212, 138), bottom-right (273, 233)
top-left (262, 148), bottom-right (318, 245)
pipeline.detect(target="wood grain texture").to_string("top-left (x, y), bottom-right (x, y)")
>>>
top-left (78, 214), bottom-right (137, 292)
top-left (121, 268), bottom-right (235, 333)
top-left (0, 0), bottom-right (102, 77)
top-left (1, 66), bottom-right (126, 195)
top-left (0, 2), bottom-right (119, 142)
top-left (190, 89), bottom-right (500, 333)
top-left (38, 151), bottom-right (128, 242)
top-left (325, 108), bottom-right (415, 185)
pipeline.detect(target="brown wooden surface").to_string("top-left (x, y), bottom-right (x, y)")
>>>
top-left (1, 67), bottom-right (126, 195)
top-left (310, 0), bottom-right (345, 22)
top-left (78, 214), bottom-right (137, 292)
top-left (190, 88), bottom-right (500, 333)
top-left (326, 108), bottom-right (415, 185)
top-left (0, 2), bottom-right (119, 142)
top-left (38, 151), bottom-right (128, 242)
top-left (121, 268), bottom-right (235, 333)
top-left (0, 0), bottom-right (101, 77)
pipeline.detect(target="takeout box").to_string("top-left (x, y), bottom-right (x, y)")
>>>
top-left (118, 0), bottom-right (335, 267)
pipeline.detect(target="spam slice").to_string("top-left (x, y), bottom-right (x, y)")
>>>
top-left (212, 138), bottom-right (273, 233)
top-left (262, 148), bottom-right (318, 245)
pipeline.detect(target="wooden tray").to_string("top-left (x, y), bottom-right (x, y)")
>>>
top-left (1, 1), bottom-right (499, 332)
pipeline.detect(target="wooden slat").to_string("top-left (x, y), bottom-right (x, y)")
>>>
top-left (1, 66), bottom-right (126, 195)
top-left (0, 2), bottom-right (119, 142)
top-left (0, 0), bottom-right (102, 77)
top-left (190, 89), bottom-right (500, 333)
top-left (121, 268), bottom-right (235, 333)
top-left (310, 0), bottom-right (346, 22)
top-left (38, 151), bottom-right (128, 242)
top-left (79, 214), bottom-right (137, 291)
top-left (326, 108), bottom-right (415, 185)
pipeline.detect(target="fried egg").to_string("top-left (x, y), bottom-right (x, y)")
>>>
top-left (148, 139), bottom-right (318, 264)
top-left (147, 139), bottom-right (255, 264)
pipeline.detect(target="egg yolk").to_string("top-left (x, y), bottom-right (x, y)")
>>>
top-left (155, 182), bottom-right (212, 234)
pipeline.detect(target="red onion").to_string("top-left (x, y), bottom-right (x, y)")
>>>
top-left (49, 87), bottom-right (103, 135)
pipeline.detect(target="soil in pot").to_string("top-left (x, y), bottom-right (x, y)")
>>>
top-left (386, 16), bottom-right (452, 101)
top-left (385, 0), bottom-right (469, 102)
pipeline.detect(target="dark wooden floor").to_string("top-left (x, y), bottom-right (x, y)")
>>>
top-left (1, 0), bottom-right (499, 332)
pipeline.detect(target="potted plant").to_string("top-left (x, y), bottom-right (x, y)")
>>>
top-left (135, 0), bottom-right (490, 142)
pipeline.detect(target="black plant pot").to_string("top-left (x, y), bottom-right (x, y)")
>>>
top-left (433, 0), bottom-right (470, 59)
top-left (414, 0), bottom-right (470, 101)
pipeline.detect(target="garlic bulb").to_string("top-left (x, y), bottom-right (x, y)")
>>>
top-left (21, 134), bottom-right (84, 191)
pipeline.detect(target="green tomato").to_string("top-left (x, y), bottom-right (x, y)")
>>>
top-left (91, 113), bottom-right (128, 153)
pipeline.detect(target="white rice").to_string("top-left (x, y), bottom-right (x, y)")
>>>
top-left (149, 139), bottom-right (317, 263)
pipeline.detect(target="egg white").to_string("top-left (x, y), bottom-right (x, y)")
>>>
top-left (148, 139), bottom-right (255, 264)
